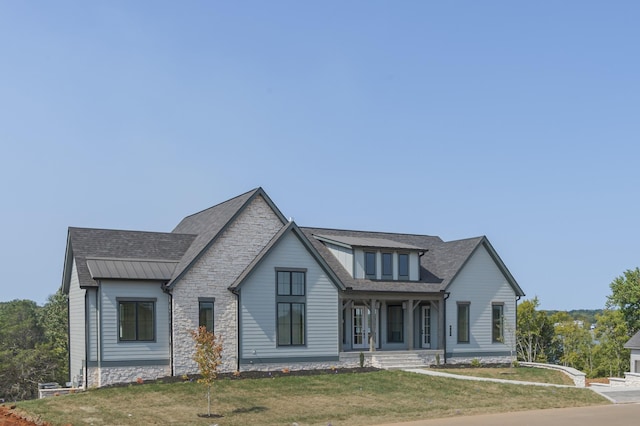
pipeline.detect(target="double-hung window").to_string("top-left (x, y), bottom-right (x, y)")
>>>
top-left (492, 303), bottom-right (504, 343)
top-left (457, 302), bottom-right (470, 343)
top-left (119, 299), bottom-right (155, 342)
top-left (199, 298), bottom-right (215, 332)
top-left (276, 270), bottom-right (306, 346)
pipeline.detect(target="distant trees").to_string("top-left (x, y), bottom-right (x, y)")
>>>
top-left (0, 291), bottom-right (68, 401)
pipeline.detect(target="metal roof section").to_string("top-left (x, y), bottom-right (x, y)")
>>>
top-left (62, 227), bottom-right (196, 292)
top-left (86, 258), bottom-right (179, 281)
top-left (314, 234), bottom-right (428, 251)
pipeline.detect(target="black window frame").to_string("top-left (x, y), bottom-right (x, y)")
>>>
top-left (276, 269), bottom-right (306, 346)
top-left (398, 253), bottom-right (409, 280)
top-left (381, 252), bottom-right (393, 280)
top-left (457, 302), bottom-right (470, 344)
top-left (198, 297), bottom-right (215, 332)
top-left (492, 303), bottom-right (504, 343)
top-left (118, 299), bottom-right (156, 342)
top-left (365, 252), bottom-right (376, 279)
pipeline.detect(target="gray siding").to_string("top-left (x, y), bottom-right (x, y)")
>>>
top-left (68, 259), bottom-right (86, 385)
top-left (325, 243), bottom-right (353, 276)
top-left (87, 288), bottom-right (98, 362)
top-left (99, 280), bottom-right (170, 362)
top-left (240, 231), bottom-right (339, 361)
top-left (446, 244), bottom-right (517, 356)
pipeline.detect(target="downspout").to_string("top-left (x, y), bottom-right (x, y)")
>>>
top-left (231, 288), bottom-right (241, 372)
top-left (96, 282), bottom-right (101, 387)
top-left (442, 291), bottom-right (450, 364)
top-left (162, 284), bottom-right (173, 377)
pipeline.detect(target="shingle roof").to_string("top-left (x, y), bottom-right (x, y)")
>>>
top-left (625, 330), bottom-right (640, 349)
top-left (65, 227), bottom-right (196, 290)
top-left (300, 227), bottom-right (524, 296)
top-left (167, 187), bottom-right (287, 288)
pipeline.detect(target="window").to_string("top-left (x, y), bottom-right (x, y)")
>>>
top-left (398, 253), bottom-right (409, 280)
top-left (277, 270), bottom-right (306, 346)
top-left (199, 299), bottom-right (214, 332)
top-left (365, 252), bottom-right (376, 279)
top-left (387, 305), bottom-right (404, 343)
top-left (119, 300), bottom-right (155, 342)
top-left (457, 302), bottom-right (470, 343)
top-left (381, 253), bottom-right (393, 280)
top-left (492, 303), bottom-right (504, 343)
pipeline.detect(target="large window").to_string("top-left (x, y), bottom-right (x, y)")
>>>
top-left (387, 305), bottom-right (404, 343)
top-left (277, 270), bottom-right (306, 346)
top-left (199, 298), bottom-right (214, 332)
top-left (492, 303), bottom-right (504, 343)
top-left (381, 253), bottom-right (393, 280)
top-left (398, 253), bottom-right (409, 280)
top-left (365, 252), bottom-right (376, 279)
top-left (119, 300), bottom-right (155, 342)
top-left (457, 302), bottom-right (470, 343)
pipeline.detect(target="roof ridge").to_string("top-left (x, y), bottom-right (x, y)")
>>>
top-left (300, 226), bottom-right (439, 239)
top-left (68, 226), bottom-right (196, 237)
top-left (178, 187), bottom-right (261, 220)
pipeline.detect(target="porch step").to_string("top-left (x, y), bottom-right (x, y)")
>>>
top-left (371, 351), bottom-right (433, 369)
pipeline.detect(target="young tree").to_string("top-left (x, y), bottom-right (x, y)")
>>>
top-left (606, 267), bottom-right (640, 335)
top-left (593, 309), bottom-right (630, 377)
top-left (39, 290), bottom-right (69, 384)
top-left (516, 297), bottom-right (554, 362)
top-left (190, 326), bottom-right (223, 417)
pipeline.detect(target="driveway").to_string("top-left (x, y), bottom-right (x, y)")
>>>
top-left (590, 385), bottom-right (640, 403)
top-left (375, 404), bottom-right (640, 426)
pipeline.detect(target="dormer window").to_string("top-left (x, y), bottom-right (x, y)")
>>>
top-left (398, 253), bottom-right (409, 280)
top-left (365, 252), bottom-right (376, 279)
top-left (381, 253), bottom-right (393, 280)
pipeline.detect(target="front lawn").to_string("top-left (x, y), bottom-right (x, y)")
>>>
top-left (437, 366), bottom-right (576, 385)
top-left (17, 369), bottom-right (606, 425)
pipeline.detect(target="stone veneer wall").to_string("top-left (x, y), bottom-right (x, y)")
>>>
top-left (172, 195), bottom-right (284, 376)
top-left (86, 365), bottom-right (171, 388)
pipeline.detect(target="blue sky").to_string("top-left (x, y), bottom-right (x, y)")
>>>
top-left (1, 1), bottom-right (638, 310)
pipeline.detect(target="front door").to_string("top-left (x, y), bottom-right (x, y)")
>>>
top-left (421, 305), bottom-right (431, 349)
top-left (352, 306), bottom-right (369, 349)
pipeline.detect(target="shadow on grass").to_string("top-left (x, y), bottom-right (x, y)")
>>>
top-left (232, 406), bottom-right (268, 414)
top-left (197, 413), bottom-right (224, 418)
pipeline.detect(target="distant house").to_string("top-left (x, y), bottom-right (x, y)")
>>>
top-left (625, 331), bottom-right (640, 373)
top-left (61, 188), bottom-right (525, 388)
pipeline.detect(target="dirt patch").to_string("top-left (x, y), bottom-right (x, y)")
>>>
top-left (586, 377), bottom-right (610, 386)
top-left (0, 405), bottom-right (47, 426)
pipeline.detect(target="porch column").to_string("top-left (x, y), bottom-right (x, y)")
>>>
top-left (438, 299), bottom-right (445, 351)
top-left (369, 298), bottom-right (377, 352)
top-left (407, 299), bottom-right (414, 350)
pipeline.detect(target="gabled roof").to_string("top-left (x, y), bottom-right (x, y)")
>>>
top-left (167, 187), bottom-right (287, 288)
top-left (229, 222), bottom-right (344, 291)
top-left (625, 330), bottom-right (640, 349)
top-left (301, 227), bottom-right (524, 296)
top-left (62, 227), bottom-right (196, 292)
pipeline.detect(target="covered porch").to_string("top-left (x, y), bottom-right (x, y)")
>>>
top-left (339, 293), bottom-right (446, 354)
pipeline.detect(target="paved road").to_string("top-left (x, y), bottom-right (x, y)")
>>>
top-left (376, 404), bottom-right (640, 426)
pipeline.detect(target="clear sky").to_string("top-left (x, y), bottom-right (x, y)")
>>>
top-left (1, 2), bottom-right (638, 310)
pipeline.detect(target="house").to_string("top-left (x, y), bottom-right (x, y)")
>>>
top-left (61, 188), bottom-right (525, 388)
top-left (625, 331), bottom-right (640, 373)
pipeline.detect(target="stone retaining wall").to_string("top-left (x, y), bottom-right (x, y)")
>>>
top-left (520, 361), bottom-right (586, 387)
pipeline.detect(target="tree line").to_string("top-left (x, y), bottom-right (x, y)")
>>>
top-left (0, 291), bottom-right (68, 401)
top-left (517, 267), bottom-right (640, 378)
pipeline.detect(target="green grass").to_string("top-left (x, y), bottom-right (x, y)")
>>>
top-left (17, 370), bottom-right (607, 426)
top-left (438, 366), bottom-right (576, 385)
